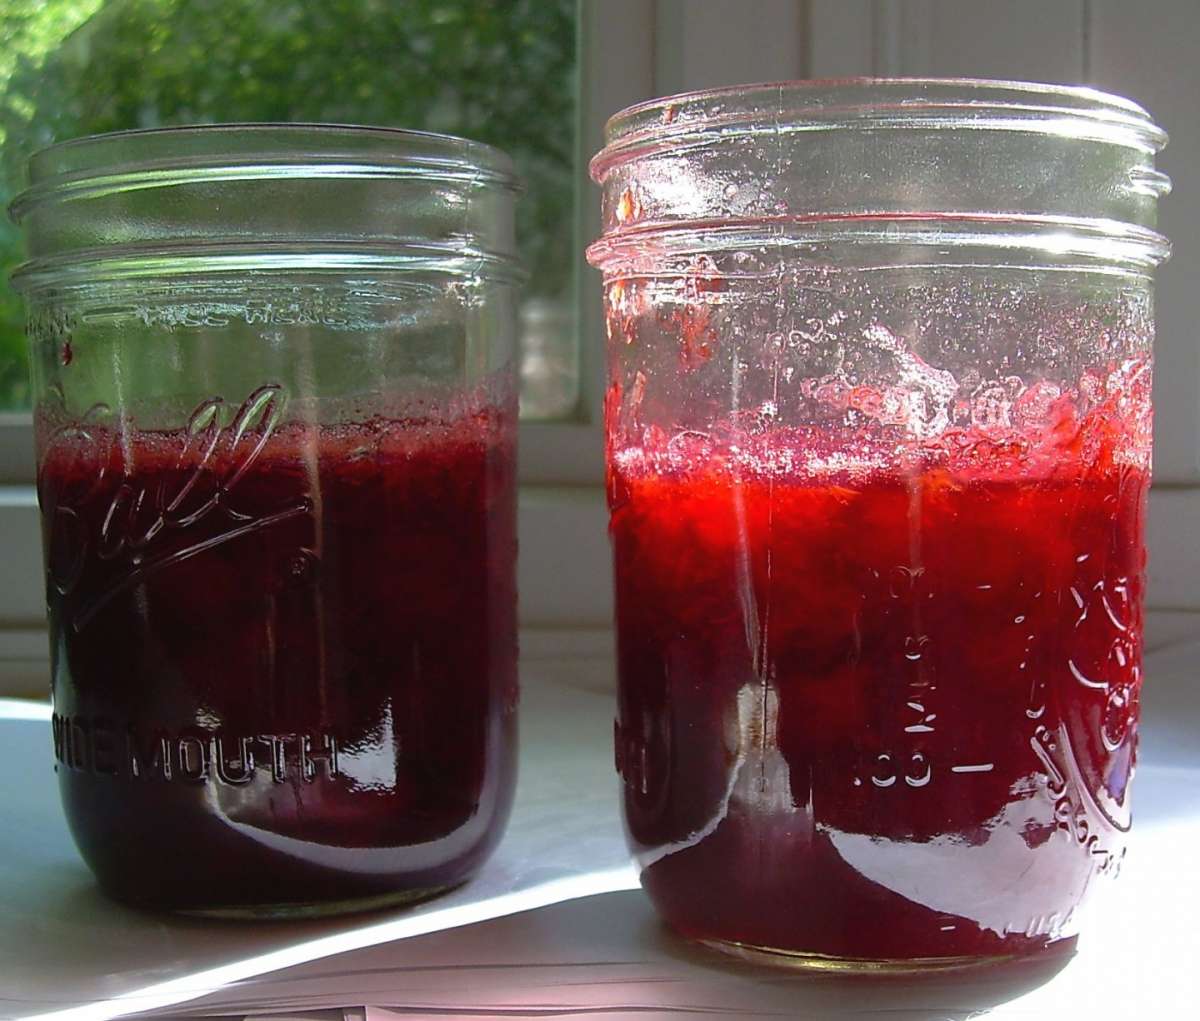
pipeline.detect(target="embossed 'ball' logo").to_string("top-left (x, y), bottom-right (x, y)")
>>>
top-left (40, 384), bottom-right (313, 632)
top-left (1054, 564), bottom-right (1142, 835)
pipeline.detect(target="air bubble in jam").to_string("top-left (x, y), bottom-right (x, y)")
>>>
top-left (610, 357), bottom-right (1149, 964)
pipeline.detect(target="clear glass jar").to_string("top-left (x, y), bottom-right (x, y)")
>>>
top-left (587, 80), bottom-right (1170, 969)
top-left (9, 125), bottom-right (521, 916)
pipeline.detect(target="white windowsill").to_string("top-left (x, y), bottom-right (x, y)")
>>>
top-left (2, 615), bottom-right (1197, 1017)
top-left (4, 480), bottom-right (1199, 683)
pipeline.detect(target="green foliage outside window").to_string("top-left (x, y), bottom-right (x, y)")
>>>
top-left (0, 0), bottom-right (577, 408)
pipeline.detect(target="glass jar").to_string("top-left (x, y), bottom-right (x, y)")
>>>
top-left (9, 125), bottom-right (521, 916)
top-left (587, 80), bottom-right (1170, 969)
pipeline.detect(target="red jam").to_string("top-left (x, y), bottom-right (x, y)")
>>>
top-left (610, 365), bottom-right (1148, 963)
top-left (39, 387), bottom-right (517, 913)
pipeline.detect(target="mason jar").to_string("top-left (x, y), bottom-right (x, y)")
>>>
top-left (9, 125), bottom-right (521, 916)
top-left (587, 80), bottom-right (1170, 969)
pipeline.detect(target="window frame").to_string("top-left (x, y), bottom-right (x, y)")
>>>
top-left (802, 0), bottom-right (1200, 616)
top-left (0, 0), bottom-right (656, 642)
top-left (0, 415), bottom-right (33, 484)
top-left (0, 1), bottom-right (627, 491)
top-left (2, 0), bottom-right (1199, 657)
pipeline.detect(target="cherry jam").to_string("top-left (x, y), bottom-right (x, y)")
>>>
top-left (610, 370), bottom-right (1147, 964)
top-left (39, 389), bottom-right (517, 914)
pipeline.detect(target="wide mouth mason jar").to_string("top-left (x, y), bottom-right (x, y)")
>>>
top-left (9, 124), bottom-right (522, 916)
top-left (587, 80), bottom-right (1170, 970)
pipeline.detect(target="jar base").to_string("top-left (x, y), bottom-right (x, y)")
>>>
top-left (695, 936), bottom-right (1063, 974)
top-left (176, 883), bottom-right (459, 921)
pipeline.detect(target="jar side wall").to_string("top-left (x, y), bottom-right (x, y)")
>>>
top-left (30, 272), bottom-right (519, 912)
top-left (605, 255), bottom-right (1151, 958)
top-left (26, 274), bottom-right (519, 435)
top-left (593, 129), bottom-right (1167, 239)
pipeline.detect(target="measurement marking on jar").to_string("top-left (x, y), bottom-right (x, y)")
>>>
top-left (951, 763), bottom-right (995, 773)
top-left (1030, 732), bottom-right (1067, 794)
top-left (1068, 658), bottom-right (1107, 690)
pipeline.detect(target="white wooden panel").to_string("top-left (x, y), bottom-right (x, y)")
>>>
top-left (518, 485), bottom-right (612, 627)
top-left (809, 0), bottom-right (1084, 80)
top-left (0, 491), bottom-right (42, 628)
top-left (890, 0), bottom-right (1085, 82)
top-left (1089, 0), bottom-right (1200, 483)
top-left (577, 0), bottom-right (657, 429)
top-left (1148, 487), bottom-right (1200, 610)
top-left (0, 416), bottom-right (34, 485)
top-left (0, 628), bottom-right (49, 699)
top-left (807, 0), bottom-right (875, 77)
top-left (653, 0), bottom-right (807, 95)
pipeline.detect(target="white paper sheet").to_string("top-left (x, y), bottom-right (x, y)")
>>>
top-left (0, 666), bottom-right (638, 1020)
top-left (3, 636), bottom-right (1198, 1020)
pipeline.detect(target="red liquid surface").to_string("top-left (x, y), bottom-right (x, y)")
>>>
top-left (610, 390), bottom-right (1147, 962)
top-left (39, 391), bottom-right (517, 913)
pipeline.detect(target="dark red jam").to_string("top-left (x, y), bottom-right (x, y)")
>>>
top-left (39, 387), bottom-right (517, 914)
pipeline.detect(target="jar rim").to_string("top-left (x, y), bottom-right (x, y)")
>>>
top-left (10, 122), bottom-right (519, 224)
top-left (592, 77), bottom-right (1167, 179)
top-left (585, 213), bottom-right (1170, 276)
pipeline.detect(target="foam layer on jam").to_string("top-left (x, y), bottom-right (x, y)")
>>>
top-left (611, 356), bottom-right (1151, 488)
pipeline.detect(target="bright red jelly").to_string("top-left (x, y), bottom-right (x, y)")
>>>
top-left (610, 379), bottom-right (1147, 964)
top-left (39, 388), bottom-right (517, 914)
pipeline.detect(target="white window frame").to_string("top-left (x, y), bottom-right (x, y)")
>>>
top-left (803, 0), bottom-right (1200, 614)
top-left (0, 414), bottom-right (33, 483)
top-left (3, 0), bottom-right (1199, 686)
top-left (0, 0), bottom-right (659, 651)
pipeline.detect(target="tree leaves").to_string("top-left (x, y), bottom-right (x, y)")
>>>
top-left (0, 0), bottom-right (576, 407)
